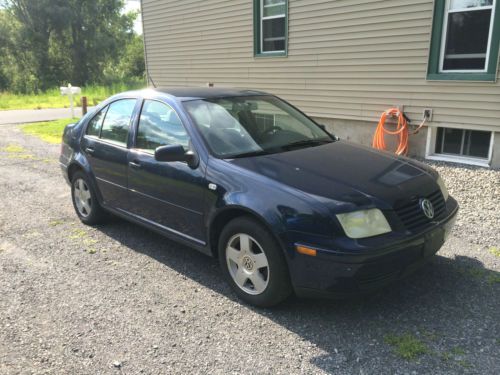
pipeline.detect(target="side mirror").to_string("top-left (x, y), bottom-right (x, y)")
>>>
top-left (154, 144), bottom-right (199, 168)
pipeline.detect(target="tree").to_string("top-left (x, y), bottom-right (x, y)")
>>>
top-left (4, 0), bottom-right (70, 91)
top-left (117, 34), bottom-right (145, 80)
top-left (1, 0), bottom-right (143, 92)
top-left (60, 0), bottom-right (136, 85)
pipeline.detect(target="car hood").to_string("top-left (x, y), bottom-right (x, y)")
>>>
top-left (227, 141), bottom-right (438, 208)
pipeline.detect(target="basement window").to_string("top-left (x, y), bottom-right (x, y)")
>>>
top-left (427, 0), bottom-right (500, 81)
top-left (428, 127), bottom-right (493, 165)
top-left (254, 0), bottom-right (288, 56)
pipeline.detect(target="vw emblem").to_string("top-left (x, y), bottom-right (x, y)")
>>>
top-left (420, 198), bottom-right (434, 219)
top-left (242, 256), bottom-right (254, 271)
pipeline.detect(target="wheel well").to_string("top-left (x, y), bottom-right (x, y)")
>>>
top-left (67, 163), bottom-right (84, 182)
top-left (209, 208), bottom-right (281, 258)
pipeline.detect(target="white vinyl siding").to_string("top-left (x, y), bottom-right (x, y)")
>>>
top-left (141, 0), bottom-right (500, 132)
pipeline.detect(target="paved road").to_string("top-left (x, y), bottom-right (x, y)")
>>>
top-left (0, 107), bottom-right (94, 125)
top-left (0, 125), bottom-right (498, 374)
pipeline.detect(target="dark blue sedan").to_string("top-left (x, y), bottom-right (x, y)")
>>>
top-left (60, 88), bottom-right (458, 307)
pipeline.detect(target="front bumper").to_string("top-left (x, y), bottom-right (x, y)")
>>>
top-left (290, 197), bottom-right (458, 298)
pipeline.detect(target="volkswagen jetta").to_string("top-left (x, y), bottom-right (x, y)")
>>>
top-left (60, 88), bottom-right (458, 307)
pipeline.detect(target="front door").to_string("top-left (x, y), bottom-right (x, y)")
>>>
top-left (127, 99), bottom-right (207, 243)
top-left (81, 98), bottom-right (137, 208)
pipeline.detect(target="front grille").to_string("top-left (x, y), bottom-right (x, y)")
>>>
top-left (394, 190), bottom-right (446, 232)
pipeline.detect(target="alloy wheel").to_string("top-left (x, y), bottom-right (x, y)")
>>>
top-left (73, 178), bottom-right (92, 217)
top-left (225, 233), bottom-right (270, 295)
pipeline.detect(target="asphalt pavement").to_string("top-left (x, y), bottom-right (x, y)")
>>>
top-left (0, 107), bottom-right (94, 125)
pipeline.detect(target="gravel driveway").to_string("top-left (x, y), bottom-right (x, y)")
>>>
top-left (0, 124), bottom-right (498, 374)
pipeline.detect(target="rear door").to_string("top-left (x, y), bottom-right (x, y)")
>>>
top-left (81, 98), bottom-right (138, 209)
top-left (127, 99), bottom-right (207, 243)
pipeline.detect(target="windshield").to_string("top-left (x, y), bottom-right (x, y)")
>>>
top-left (183, 95), bottom-right (333, 158)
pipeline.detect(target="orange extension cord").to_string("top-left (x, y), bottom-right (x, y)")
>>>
top-left (372, 108), bottom-right (426, 156)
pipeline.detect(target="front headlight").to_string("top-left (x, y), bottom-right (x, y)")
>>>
top-left (436, 175), bottom-right (449, 201)
top-left (336, 208), bottom-right (391, 239)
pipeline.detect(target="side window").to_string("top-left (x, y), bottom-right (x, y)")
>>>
top-left (136, 100), bottom-right (189, 151)
top-left (100, 99), bottom-right (137, 146)
top-left (86, 107), bottom-right (107, 137)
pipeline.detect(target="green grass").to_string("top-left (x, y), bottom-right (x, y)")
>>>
top-left (384, 333), bottom-right (429, 360)
top-left (0, 82), bottom-right (145, 111)
top-left (21, 118), bottom-right (77, 144)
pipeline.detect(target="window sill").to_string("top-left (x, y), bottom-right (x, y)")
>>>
top-left (425, 154), bottom-right (490, 168)
top-left (254, 51), bottom-right (288, 58)
top-left (426, 72), bottom-right (497, 82)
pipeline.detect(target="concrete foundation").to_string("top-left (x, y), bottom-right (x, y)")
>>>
top-left (314, 117), bottom-right (428, 158)
top-left (314, 116), bottom-right (499, 169)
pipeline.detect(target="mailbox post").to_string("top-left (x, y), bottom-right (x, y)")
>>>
top-left (60, 84), bottom-right (81, 118)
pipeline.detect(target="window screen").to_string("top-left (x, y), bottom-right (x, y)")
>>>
top-left (442, 0), bottom-right (495, 71)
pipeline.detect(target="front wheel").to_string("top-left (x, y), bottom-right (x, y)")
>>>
top-left (218, 217), bottom-right (292, 307)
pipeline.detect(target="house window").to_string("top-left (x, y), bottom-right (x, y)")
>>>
top-left (435, 127), bottom-right (492, 159)
top-left (254, 0), bottom-right (288, 56)
top-left (427, 0), bottom-right (500, 81)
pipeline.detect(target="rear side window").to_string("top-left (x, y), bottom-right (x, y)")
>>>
top-left (86, 108), bottom-right (107, 137)
top-left (100, 99), bottom-right (137, 146)
top-left (136, 100), bottom-right (189, 150)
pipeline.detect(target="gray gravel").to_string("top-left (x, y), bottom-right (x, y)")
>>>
top-left (0, 124), bottom-right (499, 374)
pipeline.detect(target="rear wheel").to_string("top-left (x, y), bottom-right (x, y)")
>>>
top-left (219, 217), bottom-right (292, 307)
top-left (71, 171), bottom-right (107, 225)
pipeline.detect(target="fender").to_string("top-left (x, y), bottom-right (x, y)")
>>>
top-left (67, 153), bottom-right (105, 206)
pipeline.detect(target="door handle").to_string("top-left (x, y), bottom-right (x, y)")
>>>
top-left (129, 160), bottom-right (141, 168)
top-left (85, 147), bottom-right (95, 155)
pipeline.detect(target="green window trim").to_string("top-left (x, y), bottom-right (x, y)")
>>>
top-left (427, 0), bottom-right (500, 82)
top-left (253, 0), bottom-right (289, 57)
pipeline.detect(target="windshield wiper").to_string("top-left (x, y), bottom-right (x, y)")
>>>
top-left (281, 139), bottom-right (332, 151)
top-left (227, 150), bottom-right (273, 159)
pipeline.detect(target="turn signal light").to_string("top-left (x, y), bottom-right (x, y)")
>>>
top-left (296, 245), bottom-right (317, 257)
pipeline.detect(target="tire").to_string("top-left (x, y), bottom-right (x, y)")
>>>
top-left (218, 216), bottom-right (292, 307)
top-left (71, 171), bottom-right (107, 225)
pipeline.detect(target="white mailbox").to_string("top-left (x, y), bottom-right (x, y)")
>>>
top-left (60, 84), bottom-right (81, 118)
top-left (60, 85), bottom-right (81, 95)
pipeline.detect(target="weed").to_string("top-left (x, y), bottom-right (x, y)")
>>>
top-left (49, 220), bottom-right (64, 227)
top-left (7, 153), bottom-right (36, 160)
top-left (487, 274), bottom-right (500, 284)
top-left (450, 347), bottom-right (465, 356)
top-left (384, 333), bottom-right (428, 360)
top-left (457, 360), bottom-right (472, 369)
top-left (70, 229), bottom-right (87, 239)
top-left (422, 330), bottom-right (438, 341)
top-left (441, 351), bottom-right (451, 361)
top-left (489, 247), bottom-right (500, 257)
top-left (1, 144), bottom-right (25, 153)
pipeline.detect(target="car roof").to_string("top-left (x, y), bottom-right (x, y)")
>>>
top-left (152, 87), bottom-right (269, 100)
